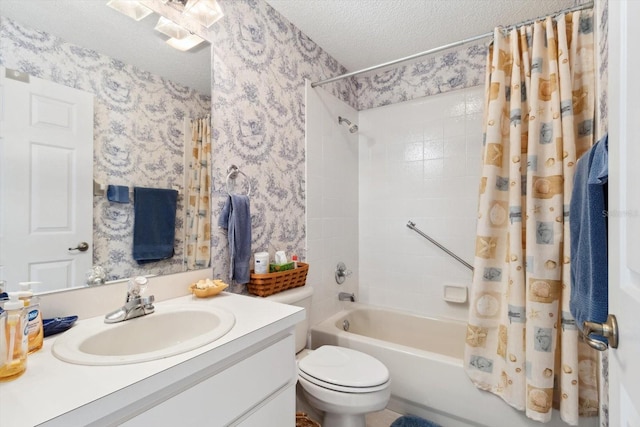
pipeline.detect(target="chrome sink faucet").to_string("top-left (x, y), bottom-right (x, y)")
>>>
top-left (105, 276), bottom-right (155, 323)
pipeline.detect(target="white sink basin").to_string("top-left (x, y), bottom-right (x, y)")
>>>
top-left (52, 305), bottom-right (235, 365)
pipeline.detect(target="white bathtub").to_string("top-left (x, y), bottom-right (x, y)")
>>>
top-left (310, 304), bottom-right (597, 427)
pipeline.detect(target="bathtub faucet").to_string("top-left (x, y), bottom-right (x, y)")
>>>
top-left (335, 262), bottom-right (353, 284)
top-left (338, 292), bottom-right (355, 302)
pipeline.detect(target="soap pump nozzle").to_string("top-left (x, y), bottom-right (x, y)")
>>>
top-left (18, 282), bottom-right (40, 303)
top-left (18, 282), bottom-right (40, 291)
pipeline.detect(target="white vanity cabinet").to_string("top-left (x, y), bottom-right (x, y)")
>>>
top-left (122, 334), bottom-right (296, 426)
top-left (0, 293), bottom-right (304, 427)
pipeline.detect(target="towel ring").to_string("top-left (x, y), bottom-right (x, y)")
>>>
top-left (226, 165), bottom-right (252, 197)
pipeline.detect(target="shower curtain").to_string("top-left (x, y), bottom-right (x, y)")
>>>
top-left (185, 116), bottom-right (212, 269)
top-left (464, 11), bottom-right (598, 425)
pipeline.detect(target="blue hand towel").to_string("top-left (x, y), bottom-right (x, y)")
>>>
top-left (218, 195), bottom-right (251, 284)
top-left (132, 187), bottom-right (178, 264)
top-left (570, 134), bottom-right (608, 342)
top-left (107, 185), bottom-right (130, 203)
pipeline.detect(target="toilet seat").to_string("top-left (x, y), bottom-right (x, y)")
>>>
top-left (299, 370), bottom-right (389, 393)
top-left (297, 345), bottom-right (389, 393)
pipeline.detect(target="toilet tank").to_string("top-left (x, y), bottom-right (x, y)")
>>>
top-left (264, 286), bottom-right (313, 353)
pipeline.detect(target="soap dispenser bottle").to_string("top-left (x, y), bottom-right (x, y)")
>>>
top-left (18, 282), bottom-right (44, 353)
top-left (0, 293), bottom-right (28, 382)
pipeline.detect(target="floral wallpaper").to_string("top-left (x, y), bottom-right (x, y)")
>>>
top-left (355, 43), bottom-right (487, 110)
top-left (0, 16), bottom-right (211, 282)
top-left (209, 0), bottom-right (356, 292)
top-left (597, 0), bottom-right (608, 139)
top-left (209, 0), bottom-right (605, 300)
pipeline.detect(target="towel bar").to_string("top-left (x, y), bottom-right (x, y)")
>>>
top-left (226, 164), bottom-right (252, 197)
top-left (93, 180), bottom-right (181, 200)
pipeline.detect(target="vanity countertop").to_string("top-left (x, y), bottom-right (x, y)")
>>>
top-left (0, 292), bottom-right (304, 427)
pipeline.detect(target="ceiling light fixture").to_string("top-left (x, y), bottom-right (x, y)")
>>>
top-left (106, 0), bottom-right (223, 51)
top-left (154, 16), bottom-right (191, 40)
top-left (166, 34), bottom-right (206, 51)
top-left (183, 0), bottom-right (224, 28)
top-left (106, 0), bottom-right (153, 21)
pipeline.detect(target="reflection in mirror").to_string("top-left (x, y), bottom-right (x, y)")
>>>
top-left (0, 1), bottom-right (212, 294)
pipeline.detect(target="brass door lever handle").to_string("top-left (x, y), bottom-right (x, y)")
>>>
top-left (583, 314), bottom-right (618, 351)
top-left (69, 242), bottom-right (89, 252)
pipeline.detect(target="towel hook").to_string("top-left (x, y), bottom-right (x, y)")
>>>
top-left (226, 164), bottom-right (252, 197)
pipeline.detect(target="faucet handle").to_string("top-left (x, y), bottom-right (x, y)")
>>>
top-left (335, 262), bottom-right (353, 284)
top-left (127, 276), bottom-right (149, 300)
top-left (141, 295), bottom-right (155, 313)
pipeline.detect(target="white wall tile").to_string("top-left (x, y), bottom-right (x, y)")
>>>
top-left (309, 85), bottom-right (483, 323)
top-left (358, 86), bottom-right (483, 321)
top-left (306, 83), bottom-right (359, 326)
top-left (442, 115), bottom-right (467, 138)
top-left (424, 139), bottom-right (444, 159)
top-left (423, 159), bottom-right (444, 178)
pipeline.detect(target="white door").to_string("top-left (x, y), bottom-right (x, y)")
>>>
top-left (607, 1), bottom-right (640, 426)
top-left (0, 67), bottom-right (94, 293)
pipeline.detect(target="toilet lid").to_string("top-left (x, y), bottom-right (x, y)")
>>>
top-left (298, 345), bottom-right (389, 389)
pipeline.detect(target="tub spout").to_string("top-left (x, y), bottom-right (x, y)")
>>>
top-left (338, 292), bottom-right (355, 302)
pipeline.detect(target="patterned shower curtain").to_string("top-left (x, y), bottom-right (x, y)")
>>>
top-left (464, 11), bottom-right (598, 425)
top-left (185, 116), bottom-right (212, 270)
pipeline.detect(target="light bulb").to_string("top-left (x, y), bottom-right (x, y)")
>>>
top-left (154, 16), bottom-right (190, 40)
top-left (183, 0), bottom-right (224, 28)
top-left (166, 34), bottom-right (205, 51)
top-left (106, 0), bottom-right (153, 21)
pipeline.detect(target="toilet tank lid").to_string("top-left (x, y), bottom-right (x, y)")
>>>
top-left (262, 285), bottom-right (313, 304)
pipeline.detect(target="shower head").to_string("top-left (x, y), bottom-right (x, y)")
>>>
top-left (338, 116), bottom-right (358, 133)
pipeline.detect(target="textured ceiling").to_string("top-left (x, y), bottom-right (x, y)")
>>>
top-left (1, 0), bottom-right (586, 93)
top-left (265, 0), bottom-right (584, 72)
top-left (0, 0), bottom-right (211, 95)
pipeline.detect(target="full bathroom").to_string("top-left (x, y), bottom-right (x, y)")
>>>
top-left (0, 0), bottom-right (637, 426)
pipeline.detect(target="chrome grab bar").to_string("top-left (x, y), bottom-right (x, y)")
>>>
top-left (406, 220), bottom-right (474, 271)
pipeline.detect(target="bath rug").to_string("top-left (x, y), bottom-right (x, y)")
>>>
top-left (390, 415), bottom-right (442, 427)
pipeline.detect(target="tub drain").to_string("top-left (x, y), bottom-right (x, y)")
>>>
top-left (342, 319), bottom-right (350, 331)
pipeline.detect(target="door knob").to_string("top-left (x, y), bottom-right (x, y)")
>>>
top-left (583, 314), bottom-right (618, 351)
top-left (69, 242), bottom-right (89, 252)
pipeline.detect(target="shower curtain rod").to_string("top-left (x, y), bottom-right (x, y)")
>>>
top-left (311, 1), bottom-right (594, 88)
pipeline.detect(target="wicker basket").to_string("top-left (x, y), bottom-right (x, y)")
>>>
top-left (248, 262), bottom-right (309, 297)
top-left (296, 412), bottom-right (321, 427)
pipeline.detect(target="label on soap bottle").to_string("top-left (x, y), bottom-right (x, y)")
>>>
top-left (25, 304), bottom-right (43, 353)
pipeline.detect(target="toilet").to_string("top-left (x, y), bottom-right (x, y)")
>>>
top-left (265, 286), bottom-right (391, 427)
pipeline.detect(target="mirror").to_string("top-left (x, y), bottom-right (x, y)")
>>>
top-left (0, 0), bottom-right (212, 293)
